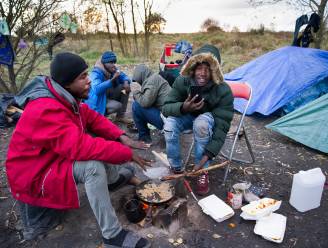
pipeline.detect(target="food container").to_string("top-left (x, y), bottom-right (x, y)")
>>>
top-left (240, 198), bottom-right (281, 220)
top-left (198, 194), bottom-right (234, 222)
top-left (254, 213), bottom-right (287, 243)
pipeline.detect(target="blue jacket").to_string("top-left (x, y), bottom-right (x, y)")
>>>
top-left (85, 63), bottom-right (130, 115)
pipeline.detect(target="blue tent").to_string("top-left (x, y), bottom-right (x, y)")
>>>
top-left (224, 46), bottom-right (328, 115)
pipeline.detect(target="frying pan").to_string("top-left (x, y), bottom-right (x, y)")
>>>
top-left (136, 179), bottom-right (175, 204)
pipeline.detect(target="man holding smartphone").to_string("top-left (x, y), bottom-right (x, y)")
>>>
top-left (162, 44), bottom-right (234, 195)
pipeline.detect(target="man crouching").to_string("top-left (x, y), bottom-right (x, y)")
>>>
top-left (6, 52), bottom-right (151, 248)
top-left (162, 44), bottom-right (234, 195)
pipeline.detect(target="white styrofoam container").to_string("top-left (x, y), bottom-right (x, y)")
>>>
top-left (241, 198), bottom-right (281, 220)
top-left (198, 194), bottom-right (234, 222)
top-left (254, 213), bottom-right (287, 243)
top-left (289, 167), bottom-right (326, 212)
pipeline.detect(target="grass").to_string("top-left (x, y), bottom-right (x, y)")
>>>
top-left (1, 30), bottom-right (327, 92)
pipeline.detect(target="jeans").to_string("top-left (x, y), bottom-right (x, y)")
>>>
top-left (132, 101), bottom-right (164, 139)
top-left (164, 112), bottom-right (214, 169)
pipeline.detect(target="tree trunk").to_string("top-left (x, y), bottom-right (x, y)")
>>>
top-left (8, 65), bottom-right (17, 93)
top-left (143, 0), bottom-right (152, 59)
top-left (0, 72), bottom-right (11, 93)
top-left (104, 3), bottom-right (114, 51)
top-left (108, 1), bottom-right (126, 56)
top-left (119, 4), bottom-right (130, 55)
top-left (314, 0), bottom-right (328, 48)
top-left (131, 0), bottom-right (139, 56)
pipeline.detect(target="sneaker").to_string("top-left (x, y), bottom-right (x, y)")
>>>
top-left (170, 167), bottom-right (184, 174)
top-left (115, 116), bottom-right (133, 124)
top-left (196, 172), bottom-right (209, 195)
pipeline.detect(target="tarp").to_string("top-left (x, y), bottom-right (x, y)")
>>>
top-left (0, 34), bottom-right (14, 66)
top-left (224, 46), bottom-right (328, 115)
top-left (266, 93), bottom-right (328, 153)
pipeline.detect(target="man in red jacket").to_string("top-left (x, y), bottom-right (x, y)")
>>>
top-left (6, 52), bottom-right (151, 248)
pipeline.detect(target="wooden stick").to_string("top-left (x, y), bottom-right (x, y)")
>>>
top-left (161, 161), bottom-right (230, 181)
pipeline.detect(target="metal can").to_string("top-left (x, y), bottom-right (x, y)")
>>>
top-left (231, 192), bottom-right (243, 209)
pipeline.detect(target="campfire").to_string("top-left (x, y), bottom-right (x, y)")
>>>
top-left (123, 179), bottom-right (188, 230)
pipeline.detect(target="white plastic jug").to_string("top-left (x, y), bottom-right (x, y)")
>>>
top-left (289, 168), bottom-right (326, 212)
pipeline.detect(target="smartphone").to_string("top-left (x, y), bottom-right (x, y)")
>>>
top-left (190, 85), bottom-right (203, 103)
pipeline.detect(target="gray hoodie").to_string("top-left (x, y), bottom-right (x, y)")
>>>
top-left (132, 64), bottom-right (171, 110)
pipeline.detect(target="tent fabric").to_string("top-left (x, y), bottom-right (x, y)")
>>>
top-left (266, 93), bottom-right (328, 153)
top-left (282, 77), bottom-right (328, 114)
top-left (224, 46), bottom-right (328, 115)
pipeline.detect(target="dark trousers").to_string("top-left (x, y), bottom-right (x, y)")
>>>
top-left (132, 101), bottom-right (164, 139)
top-left (106, 84), bottom-right (129, 117)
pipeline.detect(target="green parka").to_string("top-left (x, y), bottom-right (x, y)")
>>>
top-left (162, 45), bottom-right (234, 157)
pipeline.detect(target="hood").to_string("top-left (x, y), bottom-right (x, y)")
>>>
top-left (180, 44), bottom-right (224, 84)
top-left (132, 64), bottom-right (153, 85)
top-left (15, 76), bottom-right (79, 113)
top-left (94, 58), bottom-right (111, 80)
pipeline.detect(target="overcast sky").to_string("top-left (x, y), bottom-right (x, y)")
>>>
top-left (155, 0), bottom-right (305, 33)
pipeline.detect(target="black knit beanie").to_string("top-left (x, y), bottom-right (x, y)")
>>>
top-left (50, 52), bottom-right (88, 86)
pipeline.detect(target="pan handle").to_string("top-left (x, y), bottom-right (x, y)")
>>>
top-left (183, 179), bottom-right (193, 193)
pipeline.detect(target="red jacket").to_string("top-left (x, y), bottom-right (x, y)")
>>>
top-left (6, 78), bottom-right (132, 209)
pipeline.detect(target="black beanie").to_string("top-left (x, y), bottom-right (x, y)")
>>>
top-left (50, 52), bottom-right (88, 86)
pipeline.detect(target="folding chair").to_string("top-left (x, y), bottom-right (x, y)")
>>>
top-left (221, 82), bottom-right (255, 185)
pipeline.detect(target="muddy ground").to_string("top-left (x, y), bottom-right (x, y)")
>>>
top-left (0, 79), bottom-right (327, 248)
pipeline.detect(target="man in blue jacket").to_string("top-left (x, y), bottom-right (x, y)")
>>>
top-left (85, 51), bottom-right (132, 123)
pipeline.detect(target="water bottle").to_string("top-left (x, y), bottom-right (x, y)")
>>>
top-left (289, 168), bottom-right (325, 212)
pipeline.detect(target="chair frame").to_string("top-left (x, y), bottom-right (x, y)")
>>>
top-left (221, 82), bottom-right (255, 185)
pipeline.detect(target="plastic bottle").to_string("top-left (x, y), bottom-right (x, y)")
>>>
top-left (289, 168), bottom-right (326, 212)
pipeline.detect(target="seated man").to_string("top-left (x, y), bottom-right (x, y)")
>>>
top-left (132, 64), bottom-right (171, 143)
top-left (84, 51), bottom-right (132, 123)
top-left (162, 44), bottom-right (234, 195)
top-left (6, 52), bottom-right (151, 248)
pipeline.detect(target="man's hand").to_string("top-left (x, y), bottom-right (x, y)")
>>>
top-left (132, 152), bottom-right (152, 171)
top-left (123, 81), bottom-right (131, 94)
top-left (112, 71), bottom-right (121, 81)
top-left (182, 94), bottom-right (204, 113)
top-left (193, 155), bottom-right (209, 171)
top-left (119, 134), bottom-right (150, 149)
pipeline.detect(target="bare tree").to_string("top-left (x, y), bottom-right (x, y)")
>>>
top-left (131, 0), bottom-right (139, 55)
top-left (249, 0), bottom-right (327, 48)
top-left (104, 1), bottom-right (114, 51)
top-left (104, 0), bottom-right (126, 56)
top-left (0, 0), bottom-right (64, 93)
top-left (139, 0), bottom-right (166, 58)
top-left (117, 0), bottom-right (131, 53)
top-left (142, 0), bottom-right (152, 58)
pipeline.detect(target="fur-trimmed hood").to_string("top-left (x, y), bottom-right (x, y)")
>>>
top-left (180, 44), bottom-right (224, 85)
